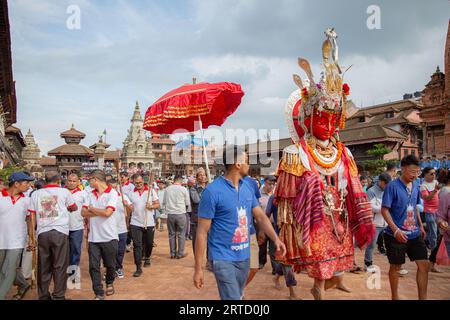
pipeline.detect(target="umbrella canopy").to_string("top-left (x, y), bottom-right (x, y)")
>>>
top-left (174, 137), bottom-right (208, 151)
top-left (143, 82), bottom-right (244, 134)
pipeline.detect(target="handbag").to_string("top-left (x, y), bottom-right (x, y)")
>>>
top-left (436, 239), bottom-right (450, 266)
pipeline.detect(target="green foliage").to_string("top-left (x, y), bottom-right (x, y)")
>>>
top-left (361, 144), bottom-right (396, 175)
top-left (0, 165), bottom-right (24, 185)
top-left (367, 143), bottom-right (391, 160)
top-left (362, 159), bottom-right (399, 176)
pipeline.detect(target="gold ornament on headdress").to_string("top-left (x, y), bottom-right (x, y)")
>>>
top-left (291, 27), bottom-right (351, 132)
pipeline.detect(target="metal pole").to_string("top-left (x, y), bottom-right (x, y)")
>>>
top-left (198, 115), bottom-right (212, 183)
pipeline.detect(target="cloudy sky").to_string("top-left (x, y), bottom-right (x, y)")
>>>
top-left (9, 0), bottom-right (449, 154)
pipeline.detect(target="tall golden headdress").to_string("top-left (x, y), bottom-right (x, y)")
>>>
top-left (291, 28), bottom-right (350, 134)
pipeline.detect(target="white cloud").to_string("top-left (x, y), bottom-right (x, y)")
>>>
top-left (8, 1), bottom-right (449, 155)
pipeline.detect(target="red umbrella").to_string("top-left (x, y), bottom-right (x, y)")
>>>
top-left (143, 81), bottom-right (244, 133)
top-left (143, 81), bottom-right (244, 181)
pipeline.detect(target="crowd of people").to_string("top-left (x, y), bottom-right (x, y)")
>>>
top-left (0, 167), bottom-right (209, 300)
top-left (0, 150), bottom-right (450, 301)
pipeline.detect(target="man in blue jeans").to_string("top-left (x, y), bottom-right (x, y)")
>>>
top-left (65, 173), bottom-right (89, 285)
top-left (193, 145), bottom-right (286, 300)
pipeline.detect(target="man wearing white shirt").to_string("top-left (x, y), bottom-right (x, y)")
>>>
top-left (0, 172), bottom-right (33, 300)
top-left (163, 176), bottom-right (191, 259)
top-left (128, 174), bottom-right (159, 277)
top-left (120, 172), bottom-right (135, 197)
top-left (364, 172), bottom-right (392, 273)
top-left (65, 173), bottom-right (89, 284)
top-left (27, 172), bottom-right (77, 300)
top-left (110, 179), bottom-right (133, 279)
top-left (157, 180), bottom-right (167, 231)
top-left (81, 170), bottom-right (119, 300)
top-left (120, 172), bottom-right (134, 251)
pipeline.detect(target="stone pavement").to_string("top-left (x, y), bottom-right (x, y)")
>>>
top-left (9, 229), bottom-right (450, 300)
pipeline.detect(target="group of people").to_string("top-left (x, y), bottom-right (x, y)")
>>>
top-left (1, 151), bottom-right (450, 301)
top-left (1, 26), bottom-right (450, 301)
top-left (0, 167), bottom-right (210, 300)
top-left (420, 154), bottom-right (450, 171)
top-left (192, 27), bottom-right (450, 301)
top-left (360, 156), bottom-right (450, 300)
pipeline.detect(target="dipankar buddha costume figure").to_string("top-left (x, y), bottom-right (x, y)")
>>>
top-left (274, 28), bottom-right (375, 300)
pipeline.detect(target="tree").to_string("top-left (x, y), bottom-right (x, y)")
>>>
top-left (366, 143), bottom-right (391, 160)
top-left (362, 144), bottom-right (397, 175)
top-left (0, 165), bottom-right (24, 186)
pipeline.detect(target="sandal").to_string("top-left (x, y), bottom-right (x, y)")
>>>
top-left (105, 284), bottom-right (115, 296)
top-left (350, 266), bottom-right (362, 274)
top-left (12, 285), bottom-right (31, 300)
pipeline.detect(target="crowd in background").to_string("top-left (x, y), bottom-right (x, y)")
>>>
top-left (1, 152), bottom-right (449, 300)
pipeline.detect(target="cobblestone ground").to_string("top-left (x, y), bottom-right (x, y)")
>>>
top-left (9, 229), bottom-right (450, 300)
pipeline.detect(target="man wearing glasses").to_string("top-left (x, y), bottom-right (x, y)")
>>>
top-left (128, 174), bottom-right (159, 277)
top-left (381, 155), bottom-right (429, 300)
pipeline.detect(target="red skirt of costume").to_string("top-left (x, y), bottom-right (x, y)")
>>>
top-left (275, 148), bottom-right (375, 281)
top-left (275, 171), bottom-right (354, 280)
top-left (295, 206), bottom-right (354, 280)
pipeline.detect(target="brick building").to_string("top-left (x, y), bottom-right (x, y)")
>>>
top-left (340, 98), bottom-right (423, 162)
top-left (420, 20), bottom-right (450, 157)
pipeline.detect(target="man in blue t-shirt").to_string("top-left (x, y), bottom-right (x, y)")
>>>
top-left (441, 155), bottom-right (449, 169)
top-left (430, 155), bottom-right (441, 170)
top-left (193, 146), bottom-right (286, 300)
top-left (381, 155), bottom-right (429, 300)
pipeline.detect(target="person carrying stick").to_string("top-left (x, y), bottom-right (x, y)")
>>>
top-left (128, 173), bottom-right (159, 277)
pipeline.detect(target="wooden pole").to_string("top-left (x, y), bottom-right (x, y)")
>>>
top-left (144, 170), bottom-right (155, 230)
top-left (115, 160), bottom-right (128, 229)
top-left (198, 115), bottom-right (212, 183)
top-left (30, 213), bottom-right (37, 289)
top-left (192, 77), bottom-right (212, 183)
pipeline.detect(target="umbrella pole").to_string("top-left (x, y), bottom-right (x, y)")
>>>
top-left (198, 115), bottom-right (212, 183)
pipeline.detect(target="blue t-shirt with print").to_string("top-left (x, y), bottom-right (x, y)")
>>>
top-left (382, 178), bottom-right (422, 240)
top-left (198, 176), bottom-right (259, 262)
top-left (243, 176), bottom-right (260, 235)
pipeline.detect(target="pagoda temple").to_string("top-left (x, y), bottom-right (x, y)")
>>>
top-left (47, 124), bottom-right (93, 175)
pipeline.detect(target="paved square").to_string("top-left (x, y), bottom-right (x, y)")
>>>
top-left (10, 230), bottom-right (450, 300)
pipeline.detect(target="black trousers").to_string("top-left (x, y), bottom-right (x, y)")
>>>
top-left (37, 230), bottom-right (69, 300)
top-left (191, 222), bottom-right (198, 254)
top-left (88, 240), bottom-right (118, 296)
top-left (429, 234), bottom-right (443, 263)
top-left (256, 222), bottom-right (276, 271)
top-left (259, 237), bottom-right (276, 271)
top-left (377, 231), bottom-right (385, 251)
top-left (130, 225), bottom-right (155, 268)
top-left (126, 231), bottom-right (132, 246)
